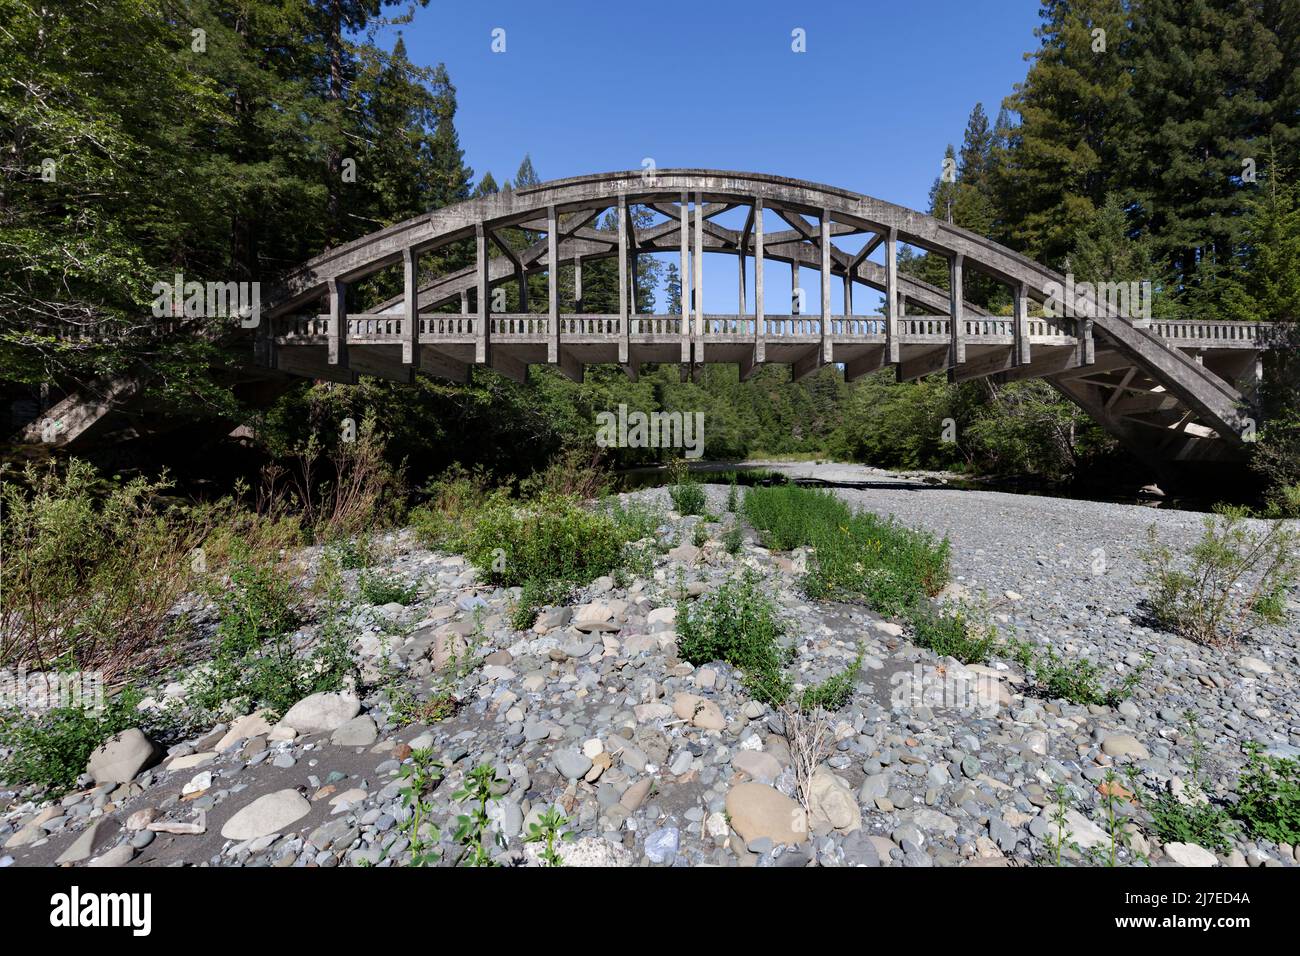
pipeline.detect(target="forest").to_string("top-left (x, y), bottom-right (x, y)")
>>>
top-left (1, 0), bottom-right (1297, 504)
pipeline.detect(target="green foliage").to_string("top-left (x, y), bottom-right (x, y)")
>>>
top-left (0, 687), bottom-right (148, 793)
top-left (743, 484), bottom-right (950, 616)
top-left (1233, 743), bottom-right (1300, 844)
top-left (358, 570), bottom-right (420, 607)
top-left (669, 479), bottom-right (707, 517)
top-left (798, 650), bottom-right (863, 712)
top-left (1140, 509), bottom-right (1297, 646)
top-left (194, 549), bottom-right (354, 720)
top-left (726, 481), bottom-right (740, 514)
top-left (723, 524), bottom-right (743, 555)
top-left (1006, 639), bottom-right (1147, 708)
top-left (464, 494), bottom-right (639, 598)
top-left (523, 806), bottom-right (575, 866)
top-left (510, 578), bottom-right (572, 631)
top-left (1139, 715), bottom-right (1236, 853)
top-left (0, 458), bottom-right (201, 682)
top-left (452, 763), bottom-right (507, 866)
top-left (398, 748), bottom-right (444, 867)
top-left (676, 570), bottom-right (793, 707)
top-left (907, 601), bottom-right (998, 664)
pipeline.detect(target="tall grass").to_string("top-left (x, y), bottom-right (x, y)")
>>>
top-left (743, 484), bottom-right (950, 616)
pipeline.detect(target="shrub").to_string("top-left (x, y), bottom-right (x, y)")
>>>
top-left (463, 493), bottom-right (630, 589)
top-left (358, 570), bottom-right (420, 606)
top-left (669, 480), bottom-right (707, 516)
top-left (1233, 743), bottom-right (1300, 843)
top-left (409, 463), bottom-right (493, 551)
top-left (193, 550), bottom-right (353, 719)
top-left (0, 458), bottom-right (206, 684)
top-left (1006, 639), bottom-right (1148, 707)
top-left (0, 687), bottom-right (150, 793)
top-left (906, 600), bottom-right (998, 664)
top-left (723, 524), bottom-right (743, 555)
top-left (798, 650), bottom-right (863, 711)
top-left (605, 499), bottom-right (663, 542)
top-left (1139, 714), bottom-right (1237, 853)
top-left (519, 443), bottom-right (611, 501)
top-left (1140, 508), bottom-right (1297, 646)
top-left (676, 570), bottom-right (793, 706)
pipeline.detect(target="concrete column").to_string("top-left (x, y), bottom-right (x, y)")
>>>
top-left (327, 276), bottom-right (348, 367)
top-left (574, 256), bottom-right (583, 312)
top-left (885, 227), bottom-right (899, 364)
top-left (460, 290), bottom-right (468, 315)
top-left (738, 244), bottom-right (747, 316)
top-left (548, 205), bottom-right (559, 364)
top-left (693, 191), bottom-right (704, 362)
top-left (1013, 281), bottom-right (1031, 365)
top-left (791, 260), bottom-right (800, 316)
top-left (820, 209), bottom-right (832, 362)
top-left (949, 253), bottom-right (966, 366)
top-left (475, 223), bottom-right (487, 364)
top-left (402, 248), bottom-right (419, 368)
top-left (754, 197), bottom-right (765, 364)
top-left (843, 273), bottom-right (853, 317)
top-left (679, 192), bottom-right (690, 363)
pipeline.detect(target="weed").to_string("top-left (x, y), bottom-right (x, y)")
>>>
top-left (452, 763), bottom-right (507, 866)
top-left (358, 570), bottom-right (420, 606)
top-left (398, 747), bottom-right (444, 866)
top-left (1233, 742), bottom-right (1300, 843)
top-left (906, 600), bottom-right (997, 664)
top-left (523, 806), bottom-right (574, 866)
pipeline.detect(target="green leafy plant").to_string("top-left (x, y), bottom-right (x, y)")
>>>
top-left (723, 523), bottom-right (743, 555)
top-left (1233, 742), bottom-right (1300, 843)
top-left (798, 649), bottom-right (863, 712)
top-left (676, 570), bottom-right (793, 706)
top-left (398, 747), bottom-right (444, 866)
top-left (906, 600), bottom-right (997, 664)
top-left (0, 686), bottom-right (152, 793)
top-left (452, 763), bottom-right (507, 866)
top-left (743, 484), bottom-right (950, 616)
top-left (1140, 508), bottom-right (1297, 646)
top-left (1006, 639), bottom-right (1147, 707)
top-left (358, 570), bottom-right (420, 606)
top-left (524, 805), bottom-right (575, 866)
top-left (726, 481), bottom-right (739, 513)
top-left (1138, 712), bottom-right (1236, 853)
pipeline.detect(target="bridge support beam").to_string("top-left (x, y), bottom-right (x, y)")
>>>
top-left (326, 277), bottom-right (348, 367)
top-left (845, 346), bottom-right (888, 383)
top-left (475, 224), bottom-right (488, 364)
top-left (617, 194), bottom-right (628, 365)
top-left (402, 248), bottom-right (419, 368)
top-left (885, 228), bottom-right (900, 364)
top-left (1013, 282), bottom-right (1031, 366)
top-left (693, 192), bottom-right (704, 364)
top-left (754, 197), bottom-right (765, 365)
top-left (679, 191), bottom-right (690, 364)
top-left (821, 209), bottom-right (832, 364)
top-left (898, 346), bottom-right (951, 382)
top-left (548, 205), bottom-right (559, 364)
top-left (948, 253), bottom-right (966, 371)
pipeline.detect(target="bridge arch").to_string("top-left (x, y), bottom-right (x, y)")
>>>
top-left (260, 169), bottom-right (1271, 472)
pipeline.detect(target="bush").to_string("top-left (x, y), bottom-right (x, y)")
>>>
top-left (743, 484), bottom-right (950, 616)
top-left (906, 600), bottom-right (997, 664)
top-left (519, 443), bottom-right (611, 501)
top-left (193, 550), bottom-right (353, 719)
top-left (677, 571), bottom-right (793, 706)
top-left (0, 687), bottom-right (150, 793)
top-left (1234, 743), bottom-right (1300, 844)
top-left (604, 499), bottom-right (664, 542)
top-left (1141, 508), bottom-right (1297, 645)
top-left (358, 570), bottom-right (420, 606)
top-left (1006, 639), bottom-right (1147, 707)
top-left (0, 458), bottom-right (206, 684)
top-left (798, 651), bottom-right (863, 711)
top-left (464, 493), bottom-right (631, 589)
top-left (409, 463), bottom-right (494, 551)
top-left (669, 480), bottom-right (707, 516)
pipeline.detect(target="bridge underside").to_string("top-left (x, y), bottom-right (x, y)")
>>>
top-left (19, 170), bottom-right (1274, 484)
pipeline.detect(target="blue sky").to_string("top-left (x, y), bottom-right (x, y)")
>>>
top-left (377, 1), bottom-right (1045, 311)
top-left (383, 1), bottom-right (1042, 209)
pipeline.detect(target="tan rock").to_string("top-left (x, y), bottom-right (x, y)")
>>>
top-left (724, 782), bottom-right (808, 846)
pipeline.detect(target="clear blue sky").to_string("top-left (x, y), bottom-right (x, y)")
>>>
top-left (381, 0), bottom-right (1042, 211)
top-left (376, 1), bottom-right (1045, 312)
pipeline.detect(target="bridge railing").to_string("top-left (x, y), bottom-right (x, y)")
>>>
top-left (631, 315), bottom-right (683, 335)
top-left (1152, 320), bottom-right (1264, 346)
top-left (763, 317), bottom-right (822, 337)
